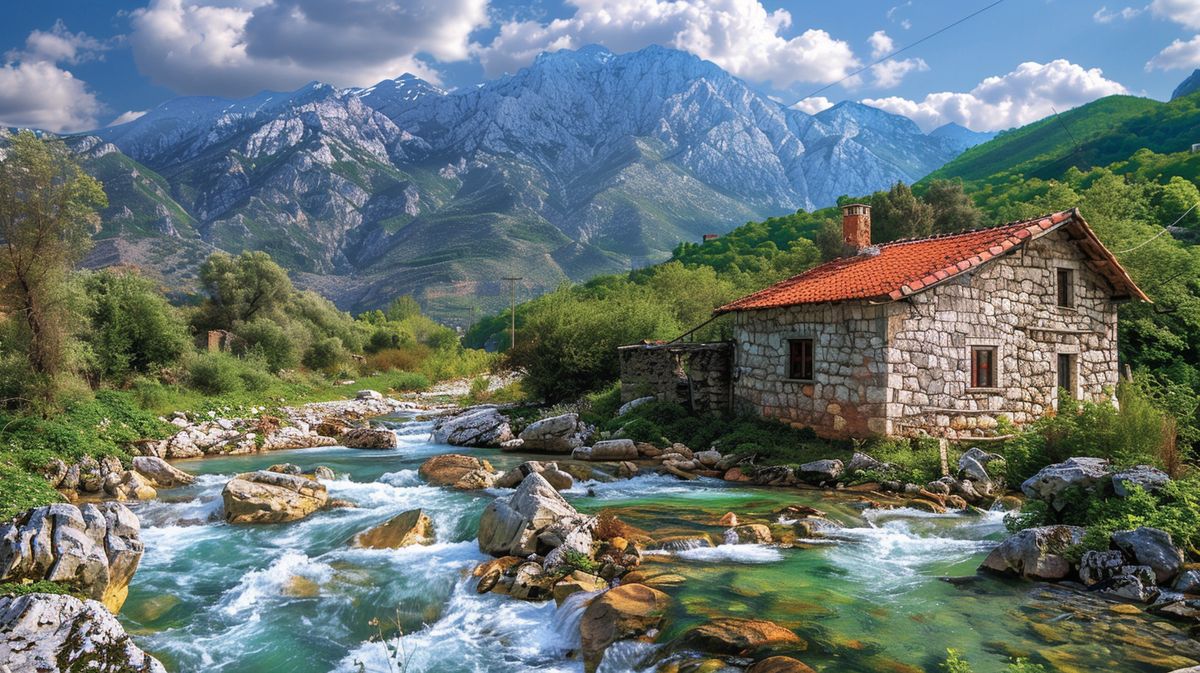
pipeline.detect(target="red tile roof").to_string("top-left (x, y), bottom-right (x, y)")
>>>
top-left (716, 208), bottom-right (1148, 313)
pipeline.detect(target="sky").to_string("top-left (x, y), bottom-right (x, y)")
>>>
top-left (1, 0), bottom-right (1199, 134)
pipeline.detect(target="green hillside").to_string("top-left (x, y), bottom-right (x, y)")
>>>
top-left (926, 92), bottom-right (1200, 188)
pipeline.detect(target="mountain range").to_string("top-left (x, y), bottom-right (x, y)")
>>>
top-left (22, 45), bottom-right (994, 322)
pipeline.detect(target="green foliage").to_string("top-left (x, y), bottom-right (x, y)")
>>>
top-left (862, 437), bottom-right (948, 486)
top-left (999, 384), bottom-right (1170, 483)
top-left (388, 372), bottom-right (431, 392)
top-left (186, 352), bottom-right (274, 396)
top-left (509, 286), bottom-right (682, 402)
top-left (78, 269), bottom-right (190, 383)
top-left (0, 580), bottom-right (83, 598)
top-left (1011, 480), bottom-right (1200, 554)
top-left (303, 336), bottom-right (347, 372)
top-left (197, 251), bottom-right (293, 327)
top-left (233, 318), bottom-right (298, 372)
top-left (0, 458), bottom-right (64, 522)
top-left (940, 648), bottom-right (1047, 673)
top-left (561, 549), bottom-right (599, 574)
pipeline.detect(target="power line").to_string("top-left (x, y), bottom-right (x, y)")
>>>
top-left (793, 0), bottom-right (1008, 106)
top-left (501, 276), bottom-right (522, 351)
top-left (1113, 202), bottom-right (1199, 254)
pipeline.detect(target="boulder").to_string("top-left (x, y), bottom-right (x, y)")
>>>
top-left (694, 450), bottom-right (722, 468)
top-left (618, 396), bottom-right (655, 416)
top-left (730, 524), bottom-right (773, 544)
top-left (221, 471), bottom-right (329, 524)
top-left (261, 427), bottom-right (339, 451)
top-left (0, 593), bottom-right (166, 672)
top-left (792, 517), bottom-right (844, 539)
top-left (418, 454), bottom-right (495, 487)
top-left (797, 459), bottom-right (843, 484)
top-left (1111, 527), bottom-right (1185, 585)
top-left (1174, 569), bottom-right (1200, 594)
top-left (1099, 565), bottom-right (1158, 603)
top-left (341, 427), bottom-right (399, 449)
top-left (518, 413), bottom-right (591, 453)
top-left (356, 389), bottom-right (384, 400)
top-left (454, 469), bottom-right (499, 490)
top-left (747, 657), bottom-right (817, 673)
top-left (106, 471), bottom-right (158, 502)
top-left (478, 473), bottom-right (590, 557)
top-left (42, 458), bottom-right (68, 488)
top-left (352, 509), bottom-right (434, 548)
top-left (313, 466), bottom-right (336, 480)
top-left (676, 618), bottom-right (803, 656)
top-left (553, 570), bottom-right (608, 605)
top-left (495, 461), bottom-right (571, 489)
top-left (588, 439), bottom-right (638, 461)
top-left (541, 467), bottom-right (574, 491)
top-left (267, 463), bottom-right (303, 475)
top-left (432, 407), bottom-right (514, 447)
top-left (751, 466), bottom-right (796, 487)
top-left (0, 503), bottom-right (144, 613)
top-left (845, 451), bottom-right (886, 474)
top-left (509, 561), bottom-right (556, 601)
top-left (1112, 465), bottom-right (1171, 498)
top-left (130, 456), bottom-right (195, 488)
top-left (1079, 550), bottom-right (1126, 586)
top-left (617, 461), bottom-right (639, 479)
top-left (579, 583), bottom-right (671, 673)
top-left (979, 526), bottom-right (1085, 580)
top-left (1020, 457), bottom-right (1111, 510)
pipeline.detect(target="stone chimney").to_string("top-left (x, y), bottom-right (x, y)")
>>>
top-left (841, 203), bottom-right (871, 252)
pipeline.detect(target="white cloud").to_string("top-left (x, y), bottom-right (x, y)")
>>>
top-left (862, 59), bottom-right (1128, 132)
top-left (128, 0), bottom-right (489, 97)
top-left (791, 96), bottom-right (833, 115)
top-left (109, 110), bottom-right (148, 126)
top-left (865, 31), bottom-right (927, 88)
top-left (475, 0), bottom-right (861, 89)
top-left (0, 22), bottom-right (106, 132)
top-left (1151, 0), bottom-right (1200, 29)
top-left (1148, 34), bottom-right (1200, 70)
top-left (1093, 5), bottom-right (1145, 23)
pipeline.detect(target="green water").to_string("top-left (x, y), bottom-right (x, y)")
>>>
top-left (119, 417), bottom-right (1199, 673)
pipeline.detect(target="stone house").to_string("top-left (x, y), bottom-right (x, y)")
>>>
top-left (620, 205), bottom-right (1148, 439)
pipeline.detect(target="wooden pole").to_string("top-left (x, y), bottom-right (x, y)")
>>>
top-left (502, 276), bottom-right (522, 351)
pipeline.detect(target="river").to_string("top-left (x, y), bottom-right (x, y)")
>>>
top-left (119, 416), bottom-right (1200, 673)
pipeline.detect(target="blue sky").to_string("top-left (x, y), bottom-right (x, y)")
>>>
top-left (2, 0), bottom-right (1199, 133)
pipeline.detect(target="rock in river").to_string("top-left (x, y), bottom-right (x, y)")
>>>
top-left (579, 583), bottom-right (672, 673)
top-left (418, 454), bottom-right (497, 489)
top-left (518, 412), bottom-right (591, 453)
top-left (131, 455), bottom-right (195, 488)
top-left (222, 471), bottom-right (329, 524)
top-left (478, 473), bottom-right (591, 558)
top-left (573, 438), bottom-right (638, 461)
top-left (1112, 526), bottom-right (1184, 585)
top-left (431, 407), bottom-right (514, 447)
top-left (0, 593), bottom-right (166, 672)
top-left (352, 509), bottom-right (435, 549)
top-left (979, 525), bottom-right (1085, 580)
top-left (340, 427), bottom-right (399, 449)
top-left (676, 617), bottom-right (804, 656)
top-left (797, 459), bottom-right (842, 484)
top-left (747, 656), bottom-right (817, 673)
top-left (0, 503), bottom-right (144, 613)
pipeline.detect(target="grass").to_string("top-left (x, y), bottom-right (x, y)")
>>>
top-left (0, 579), bottom-right (83, 599)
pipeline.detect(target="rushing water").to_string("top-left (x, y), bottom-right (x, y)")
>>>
top-left (120, 417), bottom-right (1199, 673)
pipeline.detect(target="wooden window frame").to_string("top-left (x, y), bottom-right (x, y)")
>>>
top-left (788, 338), bottom-right (814, 381)
top-left (970, 346), bottom-right (998, 389)
top-left (1056, 267), bottom-right (1075, 308)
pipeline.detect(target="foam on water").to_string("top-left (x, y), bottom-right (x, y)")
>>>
top-left (562, 473), bottom-right (731, 500)
top-left (675, 543), bottom-right (784, 564)
top-left (220, 551), bottom-right (334, 617)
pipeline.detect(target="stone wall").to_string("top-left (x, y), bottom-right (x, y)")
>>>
top-left (731, 304), bottom-right (890, 438)
top-left (887, 228), bottom-right (1120, 438)
top-left (618, 342), bottom-right (733, 414)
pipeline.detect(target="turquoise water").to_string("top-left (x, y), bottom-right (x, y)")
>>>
top-left (119, 417), bottom-right (1200, 673)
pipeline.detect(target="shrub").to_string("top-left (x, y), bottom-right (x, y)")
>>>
top-left (0, 580), bottom-right (83, 598)
top-left (234, 318), bottom-right (297, 372)
top-left (80, 269), bottom-right (190, 383)
top-left (187, 353), bottom-right (245, 395)
top-left (389, 371), bottom-right (431, 392)
top-left (303, 336), bottom-right (346, 372)
top-left (365, 345), bottom-right (432, 373)
top-left (130, 376), bottom-right (169, 409)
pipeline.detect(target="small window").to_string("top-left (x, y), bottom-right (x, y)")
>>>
top-left (1057, 353), bottom-right (1075, 399)
top-left (971, 347), bottom-right (997, 388)
top-left (1056, 268), bottom-right (1074, 308)
top-left (788, 339), bottom-right (814, 380)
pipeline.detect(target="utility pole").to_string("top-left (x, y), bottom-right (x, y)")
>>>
top-left (502, 276), bottom-right (522, 351)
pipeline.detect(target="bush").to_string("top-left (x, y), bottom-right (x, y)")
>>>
top-left (389, 371), bottom-right (431, 392)
top-left (1000, 384), bottom-right (1169, 483)
top-left (80, 269), bottom-right (190, 383)
top-left (187, 353), bottom-right (246, 395)
top-left (0, 580), bottom-right (83, 598)
top-left (234, 318), bottom-right (298, 372)
top-left (130, 376), bottom-right (170, 409)
top-left (365, 345), bottom-right (432, 373)
top-left (303, 336), bottom-right (346, 372)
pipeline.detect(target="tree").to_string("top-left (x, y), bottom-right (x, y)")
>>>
top-left (923, 179), bottom-right (983, 234)
top-left (870, 182), bottom-right (934, 243)
top-left (197, 251), bottom-right (292, 328)
top-left (0, 132), bottom-right (105, 389)
top-left (385, 295), bottom-right (422, 322)
top-left (81, 269), bottom-right (189, 382)
top-left (1155, 176), bottom-right (1200, 230)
